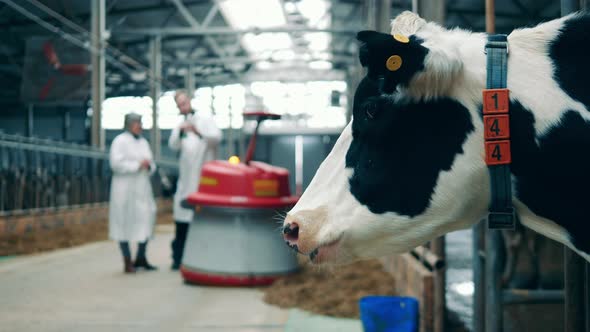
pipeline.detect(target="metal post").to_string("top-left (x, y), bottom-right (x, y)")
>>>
top-left (227, 110), bottom-right (234, 157)
top-left (365, 0), bottom-right (393, 32)
top-left (481, 2), bottom-right (497, 331)
top-left (63, 110), bottom-right (70, 141)
top-left (364, 0), bottom-right (378, 30)
top-left (485, 230), bottom-right (503, 332)
top-left (149, 36), bottom-right (162, 158)
top-left (377, 0), bottom-right (392, 33)
top-left (412, 3), bottom-right (447, 330)
top-left (432, 236), bottom-right (446, 332)
top-left (562, 0), bottom-right (580, 15)
top-left (413, 0), bottom-right (445, 24)
top-left (564, 248), bottom-right (585, 332)
top-left (473, 222), bottom-right (485, 332)
top-left (185, 65), bottom-right (195, 96)
top-left (91, 0), bottom-right (105, 149)
top-left (586, 262), bottom-right (590, 332)
top-left (485, 0), bottom-right (495, 33)
top-left (295, 135), bottom-right (303, 196)
top-left (557, 0), bottom-right (585, 322)
top-left (27, 104), bottom-right (34, 137)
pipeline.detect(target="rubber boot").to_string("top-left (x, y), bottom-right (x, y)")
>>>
top-left (134, 257), bottom-right (158, 271)
top-left (124, 257), bottom-right (136, 274)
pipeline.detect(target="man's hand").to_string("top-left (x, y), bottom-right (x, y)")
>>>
top-left (140, 159), bottom-right (152, 171)
top-left (179, 122), bottom-right (201, 137)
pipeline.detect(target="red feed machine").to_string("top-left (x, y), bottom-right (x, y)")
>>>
top-left (181, 112), bottom-right (300, 286)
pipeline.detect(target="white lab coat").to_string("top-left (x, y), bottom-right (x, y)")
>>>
top-left (108, 132), bottom-right (157, 241)
top-left (169, 113), bottom-right (221, 222)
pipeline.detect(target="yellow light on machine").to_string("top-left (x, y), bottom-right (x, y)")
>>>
top-left (228, 155), bottom-right (240, 164)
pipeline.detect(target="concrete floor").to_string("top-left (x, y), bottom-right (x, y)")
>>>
top-left (0, 225), bottom-right (362, 332)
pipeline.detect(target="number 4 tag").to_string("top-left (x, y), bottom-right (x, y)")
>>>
top-left (484, 115), bottom-right (510, 139)
top-left (485, 140), bottom-right (511, 165)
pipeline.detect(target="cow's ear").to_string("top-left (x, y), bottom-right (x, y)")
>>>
top-left (357, 30), bottom-right (390, 72)
top-left (356, 30), bottom-right (381, 44)
top-left (359, 42), bottom-right (370, 67)
top-left (356, 30), bottom-right (394, 48)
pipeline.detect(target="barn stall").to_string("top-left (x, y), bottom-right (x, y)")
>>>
top-left (0, 0), bottom-right (588, 332)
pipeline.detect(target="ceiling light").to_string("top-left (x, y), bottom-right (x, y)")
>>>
top-left (305, 32), bottom-right (330, 51)
top-left (273, 49), bottom-right (296, 61)
top-left (256, 61), bottom-right (272, 70)
top-left (284, 2), bottom-right (297, 13)
top-left (242, 33), bottom-right (292, 52)
top-left (313, 52), bottom-right (332, 60)
top-left (297, 0), bottom-right (329, 27)
top-left (308, 60), bottom-right (332, 70)
top-left (219, 0), bottom-right (286, 29)
top-left (130, 71), bottom-right (146, 82)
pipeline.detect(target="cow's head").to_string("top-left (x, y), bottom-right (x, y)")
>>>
top-left (283, 13), bottom-right (489, 265)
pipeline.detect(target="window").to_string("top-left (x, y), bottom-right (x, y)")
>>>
top-left (101, 80), bottom-right (346, 130)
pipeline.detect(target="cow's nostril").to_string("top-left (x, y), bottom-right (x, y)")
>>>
top-left (283, 223), bottom-right (299, 241)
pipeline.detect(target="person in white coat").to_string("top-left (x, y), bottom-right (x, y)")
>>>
top-left (109, 113), bottom-right (158, 273)
top-left (169, 90), bottom-right (221, 270)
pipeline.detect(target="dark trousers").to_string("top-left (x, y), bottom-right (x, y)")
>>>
top-left (119, 241), bottom-right (148, 260)
top-left (171, 222), bottom-right (189, 264)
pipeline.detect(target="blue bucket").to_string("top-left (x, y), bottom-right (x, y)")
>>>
top-left (359, 296), bottom-right (419, 332)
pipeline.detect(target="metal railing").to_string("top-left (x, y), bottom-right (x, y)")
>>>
top-left (473, 222), bottom-right (590, 332)
top-left (0, 133), bottom-right (177, 215)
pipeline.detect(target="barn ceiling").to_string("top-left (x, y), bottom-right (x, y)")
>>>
top-left (0, 0), bottom-right (561, 102)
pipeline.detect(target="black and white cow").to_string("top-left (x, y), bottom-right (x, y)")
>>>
top-left (283, 11), bottom-right (590, 264)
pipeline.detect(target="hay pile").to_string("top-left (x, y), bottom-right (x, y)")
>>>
top-left (263, 259), bottom-right (397, 318)
top-left (0, 220), bottom-right (108, 255)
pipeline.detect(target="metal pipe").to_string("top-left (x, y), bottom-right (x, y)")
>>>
top-left (413, 0), bottom-right (446, 24)
top-left (586, 262), bottom-right (590, 332)
top-left (486, 0), bottom-right (495, 33)
top-left (502, 289), bottom-right (564, 304)
top-left (185, 65), bottom-right (195, 95)
top-left (561, 0), bottom-right (580, 15)
top-left (294, 135), bottom-right (303, 196)
top-left (113, 26), bottom-right (360, 36)
top-left (27, 104), bottom-right (34, 137)
top-left (365, 0), bottom-right (379, 30)
top-left (91, 0), bottom-right (105, 149)
top-left (565, 247), bottom-right (586, 332)
top-left (485, 230), bottom-right (503, 332)
top-left (378, 0), bottom-right (392, 33)
top-left (411, 246), bottom-right (445, 270)
top-left (149, 36), bottom-right (162, 159)
top-left (561, 5), bottom-right (585, 331)
top-left (473, 222), bottom-right (485, 332)
top-left (431, 237), bottom-right (446, 332)
top-left (0, 140), bottom-right (178, 169)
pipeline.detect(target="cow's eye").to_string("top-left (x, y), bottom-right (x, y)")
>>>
top-left (362, 96), bottom-right (384, 120)
top-left (366, 108), bottom-right (377, 120)
top-left (364, 101), bottom-right (378, 120)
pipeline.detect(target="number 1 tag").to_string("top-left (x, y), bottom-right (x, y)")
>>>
top-left (483, 89), bottom-right (509, 114)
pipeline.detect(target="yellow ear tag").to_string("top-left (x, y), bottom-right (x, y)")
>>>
top-left (393, 34), bottom-right (410, 43)
top-left (386, 55), bottom-right (403, 71)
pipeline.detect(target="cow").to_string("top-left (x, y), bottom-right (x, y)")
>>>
top-left (282, 11), bottom-right (590, 265)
